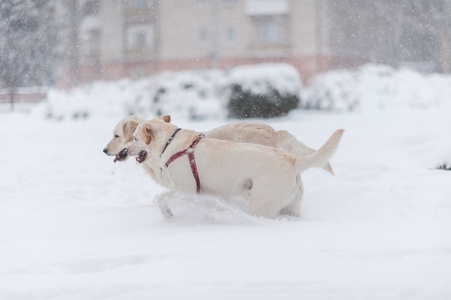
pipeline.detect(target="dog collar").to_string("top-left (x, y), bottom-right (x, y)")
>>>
top-left (161, 128), bottom-right (182, 157)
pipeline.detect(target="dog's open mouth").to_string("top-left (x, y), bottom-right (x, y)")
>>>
top-left (114, 148), bottom-right (128, 163)
top-left (136, 150), bottom-right (147, 163)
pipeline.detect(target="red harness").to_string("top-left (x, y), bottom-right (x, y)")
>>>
top-left (164, 134), bottom-right (205, 193)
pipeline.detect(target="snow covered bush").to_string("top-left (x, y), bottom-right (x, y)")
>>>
top-left (224, 63), bottom-right (302, 118)
top-left (44, 64), bottom-right (304, 121)
top-left (303, 64), bottom-right (451, 112)
top-left (45, 79), bottom-right (153, 120)
top-left (151, 70), bottom-right (225, 120)
top-left (302, 64), bottom-right (451, 170)
top-left (302, 69), bottom-right (359, 111)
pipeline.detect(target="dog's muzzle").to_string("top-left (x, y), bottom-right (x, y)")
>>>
top-left (136, 150), bottom-right (147, 163)
top-left (114, 148), bottom-right (129, 163)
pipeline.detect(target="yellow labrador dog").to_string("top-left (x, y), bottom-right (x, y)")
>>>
top-left (103, 116), bottom-right (334, 188)
top-left (127, 115), bottom-right (344, 218)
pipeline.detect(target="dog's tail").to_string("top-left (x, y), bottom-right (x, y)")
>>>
top-left (276, 130), bottom-right (335, 175)
top-left (294, 129), bottom-right (344, 173)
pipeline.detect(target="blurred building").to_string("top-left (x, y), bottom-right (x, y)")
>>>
top-left (55, 0), bottom-right (338, 87)
top-left (55, 0), bottom-right (451, 87)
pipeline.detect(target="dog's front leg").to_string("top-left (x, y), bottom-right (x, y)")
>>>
top-left (154, 190), bottom-right (176, 218)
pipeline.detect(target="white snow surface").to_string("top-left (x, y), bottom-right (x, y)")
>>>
top-left (1, 98), bottom-right (451, 299)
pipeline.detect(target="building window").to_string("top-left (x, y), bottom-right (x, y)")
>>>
top-left (224, 0), bottom-right (237, 6)
top-left (196, 0), bottom-right (208, 7)
top-left (83, 0), bottom-right (99, 16)
top-left (225, 27), bottom-right (237, 44)
top-left (245, 0), bottom-right (288, 16)
top-left (198, 28), bottom-right (209, 44)
top-left (126, 0), bottom-right (149, 9)
top-left (87, 29), bottom-right (100, 56)
top-left (255, 18), bottom-right (286, 44)
top-left (135, 31), bottom-right (146, 48)
top-left (126, 23), bottom-right (153, 50)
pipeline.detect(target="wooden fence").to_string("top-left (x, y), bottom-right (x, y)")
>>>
top-left (0, 91), bottom-right (47, 104)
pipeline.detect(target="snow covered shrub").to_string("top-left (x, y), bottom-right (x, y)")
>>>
top-left (45, 79), bottom-right (153, 120)
top-left (302, 69), bottom-right (360, 112)
top-left (303, 64), bottom-right (451, 112)
top-left (151, 70), bottom-right (225, 120)
top-left (225, 63), bottom-right (302, 118)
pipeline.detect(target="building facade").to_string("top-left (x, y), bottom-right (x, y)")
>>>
top-left (56, 0), bottom-right (340, 87)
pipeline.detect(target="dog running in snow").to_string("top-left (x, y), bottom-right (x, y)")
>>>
top-left (103, 116), bottom-right (334, 187)
top-left (103, 116), bottom-right (336, 217)
top-left (126, 115), bottom-right (344, 218)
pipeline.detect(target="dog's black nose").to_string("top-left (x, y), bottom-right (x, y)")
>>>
top-left (103, 148), bottom-right (108, 154)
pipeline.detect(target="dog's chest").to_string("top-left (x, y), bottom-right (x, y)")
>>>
top-left (161, 157), bottom-right (199, 193)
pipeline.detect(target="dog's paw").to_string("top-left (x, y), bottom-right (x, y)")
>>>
top-left (160, 205), bottom-right (173, 218)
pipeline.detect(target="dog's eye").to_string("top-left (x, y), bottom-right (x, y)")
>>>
top-left (114, 135), bottom-right (119, 138)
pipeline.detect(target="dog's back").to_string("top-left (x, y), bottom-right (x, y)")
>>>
top-left (206, 122), bottom-right (334, 174)
top-left (205, 122), bottom-right (275, 146)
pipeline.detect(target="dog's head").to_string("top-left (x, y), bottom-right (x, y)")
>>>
top-left (103, 116), bottom-right (145, 162)
top-left (128, 115), bottom-right (174, 163)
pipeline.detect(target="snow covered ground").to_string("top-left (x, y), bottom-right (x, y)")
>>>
top-left (1, 97), bottom-right (451, 299)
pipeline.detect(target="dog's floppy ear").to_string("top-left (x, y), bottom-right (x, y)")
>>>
top-left (123, 120), bottom-right (139, 143)
top-left (158, 115), bottom-right (171, 123)
top-left (141, 123), bottom-right (152, 145)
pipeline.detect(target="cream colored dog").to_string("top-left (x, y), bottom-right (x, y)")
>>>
top-left (127, 115), bottom-right (344, 218)
top-left (103, 116), bottom-right (334, 188)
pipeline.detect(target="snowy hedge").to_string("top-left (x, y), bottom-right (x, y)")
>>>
top-left (225, 63), bottom-right (302, 118)
top-left (44, 63), bottom-right (303, 121)
top-left (45, 79), bottom-right (153, 121)
top-left (303, 64), bottom-right (451, 112)
top-left (44, 63), bottom-right (451, 121)
top-left (151, 70), bottom-right (225, 120)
